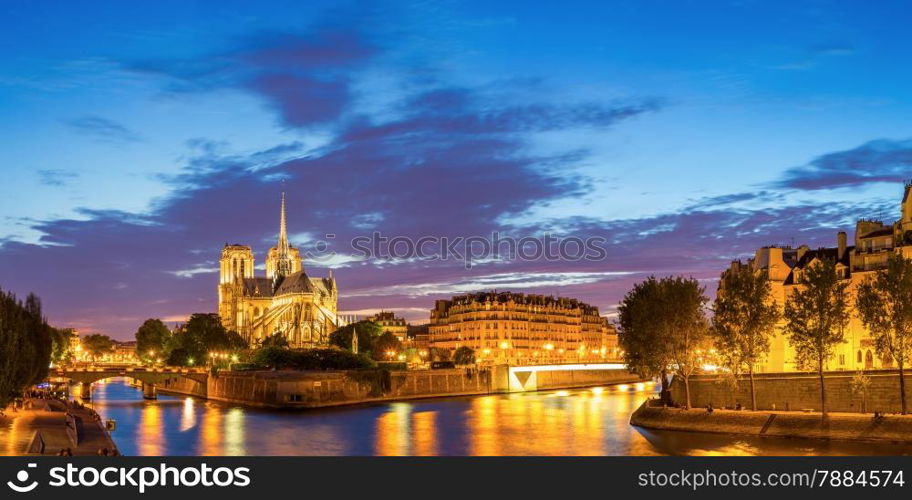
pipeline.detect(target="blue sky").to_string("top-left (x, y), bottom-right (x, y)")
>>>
top-left (2, 0), bottom-right (912, 338)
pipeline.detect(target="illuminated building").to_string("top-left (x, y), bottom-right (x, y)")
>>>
top-left (367, 311), bottom-right (408, 342)
top-left (428, 291), bottom-right (618, 364)
top-left (217, 193), bottom-right (338, 347)
top-left (110, 341), bottom-right (138, 364)
top-left (725, 182), bottom-right (912, 372)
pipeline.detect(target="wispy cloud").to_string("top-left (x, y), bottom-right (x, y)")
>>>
top-left (63, 115), bottom-right (140, 143)
top-left (776, 139), bottom-right (912, 190)
top-left (37, 169), bottom-right (79, 187)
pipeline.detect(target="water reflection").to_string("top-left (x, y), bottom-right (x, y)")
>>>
top-left (76, 378), bottom-right (912, 456)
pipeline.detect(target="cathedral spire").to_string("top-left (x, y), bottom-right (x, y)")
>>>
top-left (274, 192), bottom-right (293, 280)
top-left (278, 192), bottom-right (289, 252)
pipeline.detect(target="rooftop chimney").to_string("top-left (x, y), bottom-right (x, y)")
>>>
top-left (838, 231), bottom-right (847, 260)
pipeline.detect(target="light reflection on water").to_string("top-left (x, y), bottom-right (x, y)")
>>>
top-left (81, 378), bottom-right (912, 456)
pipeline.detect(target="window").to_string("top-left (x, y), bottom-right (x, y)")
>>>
top-left (857, 350), bottom-right (862, 363)
top-left (839, 354), bottom-right (845, 366)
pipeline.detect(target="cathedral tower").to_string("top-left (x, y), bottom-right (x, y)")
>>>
top-left (218, 244), bottom-right (254, 333)
top-left (266, 192), bottom-right (302, 279)
top-left (219, 245), bottom-right (254, 285)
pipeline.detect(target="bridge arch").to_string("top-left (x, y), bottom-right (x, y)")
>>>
top-left (51, 366), bottom-right (207, 400)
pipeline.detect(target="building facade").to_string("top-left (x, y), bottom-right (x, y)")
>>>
top-left (429, 291), bottom-right (618, 364)
top-left (726, 182), bottom-right (912, 373)
top-left (218, 194), bottom-right (338, 347)
top-left (367, 311), bottom-right (409, 342)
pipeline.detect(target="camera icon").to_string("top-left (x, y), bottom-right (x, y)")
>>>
top-left (7, 463), bottom-right (38, 493)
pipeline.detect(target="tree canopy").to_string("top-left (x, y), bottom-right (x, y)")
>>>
top-left (0, 289), bottom-right (53, 407)
top-left (49, 327), bottom-right (76, 365)
top-left (782, 258), bottom-right (849, 417)
top-left (454, 346), bottom-right (475, 365)
top-left (166, 313), bottom-right (246, 366)
top-left (618, 276), bottom-right (710, 407)
top-left (81, 334), bottom-right (114, 361)
top-left (259, 332), bottom-right (290, 348)
top-left (856, 253), bottom-right (912, 414)
top-left (372, 332), bottom-right (403, 361)
top-left (329, 321), bottom-right (384, 355)
top-left (711, 266), bottom-right (780, 410)
top-left (135, 318), bottom-right (171, 360)
top-left (250, 346), bottom-right (373, 371)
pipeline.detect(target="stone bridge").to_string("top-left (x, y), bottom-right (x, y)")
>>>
top-left (51, 365), bottom-right (208, 400)
top-left (494, 362), bottom-right (643, 392)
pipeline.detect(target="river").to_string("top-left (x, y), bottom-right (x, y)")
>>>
top-left (78, 378), bottom-right (912, 456)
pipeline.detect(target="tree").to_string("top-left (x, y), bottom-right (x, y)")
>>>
top-left (429, 347), bottom-right (451, 362)
top-left (454, 346), bottom-right (475, 365)
top-left (50, 328), bottom-right (76, 365)
top-left (851, 371), bottom-right (872, 414)
top-left (711, 266), bottom-right (780, 410)
top-left (135, 319), bottom-right (171, 361)
top-left (167, 313), bottom-right (246, 366)
top-left (166, 348), bottom-right (192, 367)
top-left (782, 258), bottom-right (849, 418)
top-left (81, 334), bottom-right (114, 362)
top-left (259, 332), bottom-right (289, 348)
top-left (372, 332), bottom-right (403, 361)
top-left (618, 276), bottom-right (710, 408)
top-left (856, 253), bottom-right (912, 414)
top-left (0, 289), bottom-right (53, 407)
top-left (329, 321), bottom-right (383, 355)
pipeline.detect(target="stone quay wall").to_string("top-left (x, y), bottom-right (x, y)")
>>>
top-left (153, 366), bottom-right (630, 409)
top-left (204, 368), bottom-right (493, 409)
top-left (156, 375), bottom-right (208, 398)
top-left (670, 369), bottom-right (912, 414)
top-left (535, 368), bottom-right (641, 391)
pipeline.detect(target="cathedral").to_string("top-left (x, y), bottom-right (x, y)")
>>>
top-left (217, 193), bottom-right (338, 347)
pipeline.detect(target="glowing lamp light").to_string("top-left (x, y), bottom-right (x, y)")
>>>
top-left (499, 342), bottom-right (509, 350)
top-left (543, 343), bottom-right (554, 351)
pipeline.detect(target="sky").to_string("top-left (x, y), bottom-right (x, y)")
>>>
top-left (2, 0), bottom-right (912, 339)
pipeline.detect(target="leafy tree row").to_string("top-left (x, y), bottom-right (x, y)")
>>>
top-left (328, 320), bottom-right (404, 361)
top-left (0, 289), bottom-right (53, 407)
top-left (133, 314), bottom-right (246, 367)
top-left (250, 346), bottom-right (374, 370)
top-left (619, 254), bottom-right (912, 417)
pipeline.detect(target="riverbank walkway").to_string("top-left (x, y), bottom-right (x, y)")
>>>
top-left (0, 398), bottom-right (118, 456)
top-left (631, 401), bottom-right (912, 443)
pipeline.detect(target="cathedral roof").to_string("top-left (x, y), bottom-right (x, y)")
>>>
top-left (241, 270), bottom-right (315, 297)
top-left (241, 277), bottom-right (273, 297)
top-left (239, 270), bottom-right (337, 297)
top-left (275, 271), bottom-right (316, 295)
